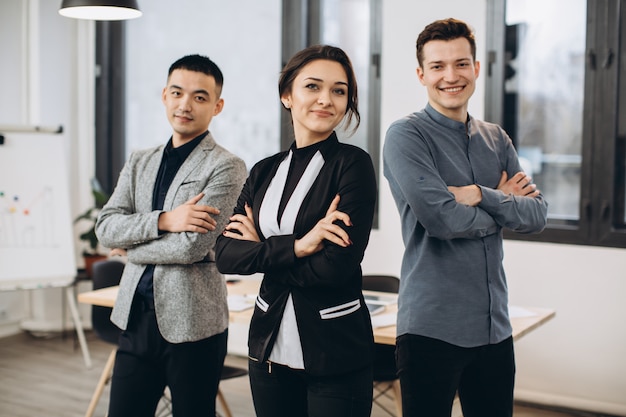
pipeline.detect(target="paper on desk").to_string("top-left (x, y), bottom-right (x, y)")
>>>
top-left (227, 294), bottom-right (255, 312)
top-left (370, 313), bottom-right (396, 328)
top-left (508, 305), bottom-right (537, 318)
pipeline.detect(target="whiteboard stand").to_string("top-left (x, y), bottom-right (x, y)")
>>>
top-left (20, 283), bottom-right (93, 369)
top-left (65, 284), bottom-right (92, 368)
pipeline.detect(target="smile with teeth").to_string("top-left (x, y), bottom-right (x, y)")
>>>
top-left (441, 86), bottom-right (464, 93)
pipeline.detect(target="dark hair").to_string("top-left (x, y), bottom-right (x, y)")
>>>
top-left (416, 18), bottom-right (476, 68)
top-left (279, 44), bottom-right (360, 133)
top-left (168, 54), bottom-right (224, 96)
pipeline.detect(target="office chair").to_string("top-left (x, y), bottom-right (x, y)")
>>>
top-left (362, 274), bottom-right (402, 417)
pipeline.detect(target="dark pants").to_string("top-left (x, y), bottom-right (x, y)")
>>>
top-left (396, 334), bottom-right (515, 417)
top-left (248, 359), bottom-right (373, 417)
top-left (108, 296), bottom-right (228, 417)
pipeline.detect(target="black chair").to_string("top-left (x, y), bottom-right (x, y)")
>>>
top-left (363, 274), bottom-right (402, 417)
top-left (91, 260), bottom-right (125, 344)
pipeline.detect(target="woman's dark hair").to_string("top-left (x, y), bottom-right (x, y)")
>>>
top-left (279, 44), bottom-right (360, 134)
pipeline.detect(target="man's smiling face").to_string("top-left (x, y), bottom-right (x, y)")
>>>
top-left (417, 37), bottom-right (480, 122)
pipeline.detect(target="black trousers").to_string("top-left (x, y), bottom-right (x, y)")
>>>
top-left (396, 334), bottom-right (515, 417)
top-left (108, 296), bottom-right (228, 417)
top-left (248, 359), bottom-right (373, 417)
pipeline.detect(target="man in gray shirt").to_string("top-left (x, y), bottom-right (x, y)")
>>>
top-left (383, 18), bottom-right (548, 417)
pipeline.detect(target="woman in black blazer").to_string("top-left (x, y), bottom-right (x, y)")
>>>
top-left (215, 44), bottom-right (377, 417)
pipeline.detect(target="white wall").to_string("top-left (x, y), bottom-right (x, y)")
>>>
top-left (362, 1), bottom-right (626, 415)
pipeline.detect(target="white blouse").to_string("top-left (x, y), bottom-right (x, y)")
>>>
top-left (259, 149), bottom-right (325, 369)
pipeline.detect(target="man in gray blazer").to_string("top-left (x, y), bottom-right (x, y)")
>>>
top-left (95, 54), bottom-right (246, 417)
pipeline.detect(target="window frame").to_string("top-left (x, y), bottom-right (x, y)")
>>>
top-left (485, 0), bottom-right (626, 248)
top-left (282, 0), bottom-right (382, 227)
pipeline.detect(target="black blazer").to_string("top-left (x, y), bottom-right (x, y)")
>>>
top-left (216, 133), bottom-right (377, 376)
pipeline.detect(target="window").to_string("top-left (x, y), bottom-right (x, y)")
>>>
top-left (97, 0), bottom-right (382, 224)
top-left (282, 0), bottom-right (382, 226)
top-left (486, 0), bottom-right (626, 247)
top-left (95, 1), bottom-right (282, 194)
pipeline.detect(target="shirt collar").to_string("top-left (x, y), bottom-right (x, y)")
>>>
top-left (165, 131), bottom-right (208, 160)
top-left (424, 103), bottom-right (472, 133)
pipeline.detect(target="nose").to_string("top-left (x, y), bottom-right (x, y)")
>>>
top-left (443, 66), bottom-right (459, 83)
top-left (178, 95), bottom-right (192, 112)
top-left (317, 89), bottom-right (332, 106)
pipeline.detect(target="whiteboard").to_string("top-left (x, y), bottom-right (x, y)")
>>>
top-left (0, 132), bottom-right (76, 290)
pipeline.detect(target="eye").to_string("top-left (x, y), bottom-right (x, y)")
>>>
top-left (171, 90), bottom-right (181, 97)
top-left (195, 95), bottom-right (207, 102)
top-left (333, 88), bottom-right (347, 96)
top-left (305, 83), bottom-right (319, 90)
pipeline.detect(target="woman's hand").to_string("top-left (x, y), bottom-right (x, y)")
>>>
top-left (222, 203), bottom-right (261, 242)
top-left (294, 194), bottom-right (352, 258)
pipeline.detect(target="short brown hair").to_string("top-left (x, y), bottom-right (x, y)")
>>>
top-left (416, 18), bottom-right (476, 68)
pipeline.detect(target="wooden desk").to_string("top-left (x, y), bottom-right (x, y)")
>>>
top-left (78, 280), bottom-right (555, 345)
top-left (78, 280), bottom-right (554, 417)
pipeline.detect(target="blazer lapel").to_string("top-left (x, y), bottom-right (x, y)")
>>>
top-left (137, 145), bottom-right (165, 213)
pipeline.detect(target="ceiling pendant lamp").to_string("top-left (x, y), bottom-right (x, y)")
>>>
top-left (59, 0), bottom-right (142, 21)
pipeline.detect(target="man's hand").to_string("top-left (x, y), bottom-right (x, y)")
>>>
top-left (110, 248), bottom-right (127, 257)
top-left (223, 203), bottom-right (261, 242)
top-left (294, 194), bottom-right (352, 258)
top-left (158, 192), bottom-right (220, 233)
top-left (448, 184), bottom-right (482, 206)
top-left (497, 171), bottom-right (540, 198)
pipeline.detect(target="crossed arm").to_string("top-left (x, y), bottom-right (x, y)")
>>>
top-left (109, 192), bottom-right (220, 257)
top-left (221, 194), bottom-right (352, 258)
top-left (448, 171), bottom-right (541, 206)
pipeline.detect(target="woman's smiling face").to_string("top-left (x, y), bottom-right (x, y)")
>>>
top-left (281, 59), bottom-right (349, 147)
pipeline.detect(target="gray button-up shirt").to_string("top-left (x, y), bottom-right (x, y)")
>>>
top-left (383, 103), bottom-right (548, 347)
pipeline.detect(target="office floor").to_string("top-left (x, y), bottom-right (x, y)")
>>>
top-left (0, 331), bottom-right (612, 417)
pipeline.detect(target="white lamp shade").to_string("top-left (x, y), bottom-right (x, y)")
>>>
top-left (59, 0), bottom-right (142, 21)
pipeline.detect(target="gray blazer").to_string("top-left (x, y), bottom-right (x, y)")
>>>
top-left (95, 133), bottom-right (246, 343)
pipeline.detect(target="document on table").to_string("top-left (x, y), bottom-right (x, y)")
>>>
top-left (508, 305), bottom-right (538, 318)
top-left (370, 313), bottom-right (396, 328)
top-left (228, 294), bottom-right (256, 312)
top-left (364, 293), bottom-right (396, 315)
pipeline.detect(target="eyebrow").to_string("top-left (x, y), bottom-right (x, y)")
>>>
top-left (304, 77), bottom-right (348, 87)
top-left (169, 84), bottom-right (211, 97)
top-left (427, 57), bottom-right (472, 65)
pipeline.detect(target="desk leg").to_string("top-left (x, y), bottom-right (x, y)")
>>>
top-left (65, 286), bottom-right (92, 368)
top-left (85, 348), bottom-right (116, 417)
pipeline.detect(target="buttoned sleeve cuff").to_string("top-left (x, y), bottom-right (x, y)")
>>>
top-left (477, 184), bottom-right (510, 212)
